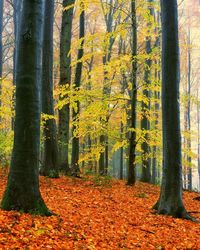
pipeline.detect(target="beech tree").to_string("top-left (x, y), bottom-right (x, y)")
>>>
top-left (40, 0), bottom-right (59, 177)
top-left (152, 9), bottom-right (161, 185)
top-left (58, 0), bottom-right (75, 173)
top-left (153, 0), bottom-right (192, 219)
top-left (127, 0), bottom-right (137, 185)
top-left (13, 0), bottom-right (22, 86)
top-left (71, 2), bottom-right (85, 176)
top-left (140, 0), bottom-right (154, 183)
top-left (1, 0), bottom-right (51, 215)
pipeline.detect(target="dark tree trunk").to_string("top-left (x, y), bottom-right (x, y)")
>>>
top-left (152, 9), bottom-right (161, 184)
top-left (140, 0), bottom-right (153, 183)
top-left (127, 0), bottom-right (137, 185)
top-left (71, 5), bottom-right (85, 176)
top-left (153, 0), bottom-right (191, 219)
top-left (118, 38), bottom-right (127, 180)
top-left (1, 0), bottom-right (51, 215)
top-left (40, 0), bottom-right (58, 178)
top-left (13, 0), bottom-right (22, 86)
top-left (58, 0), bottom-right (75, 173)
top-left (12, 0), bottom-right (22, 130)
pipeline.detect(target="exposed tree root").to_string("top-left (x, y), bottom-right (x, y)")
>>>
top-left (152, 203), bottom-right (198, 222)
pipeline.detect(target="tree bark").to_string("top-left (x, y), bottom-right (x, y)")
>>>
top-left (58, 0), bottom-right (75, 173)
top-left (153, 0), bottom-right (192, 219)
top-left (12, 0), bottom-right (22, 129)
top-left (127, 0), bottom-right (137, 185)
top-left (152, 9), bottom-right (161, 184)
top-left (71, 4), bottom-right (85, 176)
top-left (40, 0), bottom-right (58, 178)
top-left (140, 0), bottom-right (154, 183)
top-left (13, 0), bottom-right (22, 86)
top-left (1, 0), bottom-right (51, 215)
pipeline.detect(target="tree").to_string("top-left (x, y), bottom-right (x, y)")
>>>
top-left (140, 0), bottom-right (154, 183)
top-left (40, 0), bottom-right (59, 177)
top-left (13, 0), bottom-right (22, 86)
top-left (152, 9), bottom-right (161, 185)
top-left (1, 0), bottom-right (51, 215)
top-left (71, 2), bottom-right (85, 176)
top-left (127, 0), bottom-right (137, 185)
top-left (58, 0), bottom-right (75, 173)
top-left (153, 0), bottom-right (192, 219)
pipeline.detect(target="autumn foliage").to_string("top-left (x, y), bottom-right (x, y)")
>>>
top-left (0, 170), bottom-right (199, 249)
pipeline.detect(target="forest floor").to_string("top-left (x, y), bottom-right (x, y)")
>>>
top-left (0, 170), bottom-right (200, 250)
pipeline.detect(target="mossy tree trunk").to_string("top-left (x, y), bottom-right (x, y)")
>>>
top-left (40, 0), bottom-right (59, 178)
top-left (1, 0), bottom-right (51, 215)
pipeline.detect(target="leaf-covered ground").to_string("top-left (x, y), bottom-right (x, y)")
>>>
top-left (0, 170), bottom-right (200, 249)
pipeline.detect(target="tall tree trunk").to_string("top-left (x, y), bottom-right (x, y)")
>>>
top-left (140, 0), bottom-right (153, 183)
top-left (58, 0), bottom-right (75, 173)
top-left (127, 0), bottom-right (137, 185)
top-left (118, 38), bottom-right (125, 180)
top-left (1, 0), bottom-right (51, 215)
top-left (152, 9), bottom-right (161, 184)
top-left (40, 0), bottom-right (58, 178)
top-left (13, 0), bottom-right (22, 86)
top-left (153, 0), bottom-right (191, 219)
top-left (12, 0), bottom-right (22, 129)
top-left (71, 3), bottom-right (85, 176)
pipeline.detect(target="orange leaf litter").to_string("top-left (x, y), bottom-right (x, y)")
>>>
top-left (0, 170), bottom-right (200, 250)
